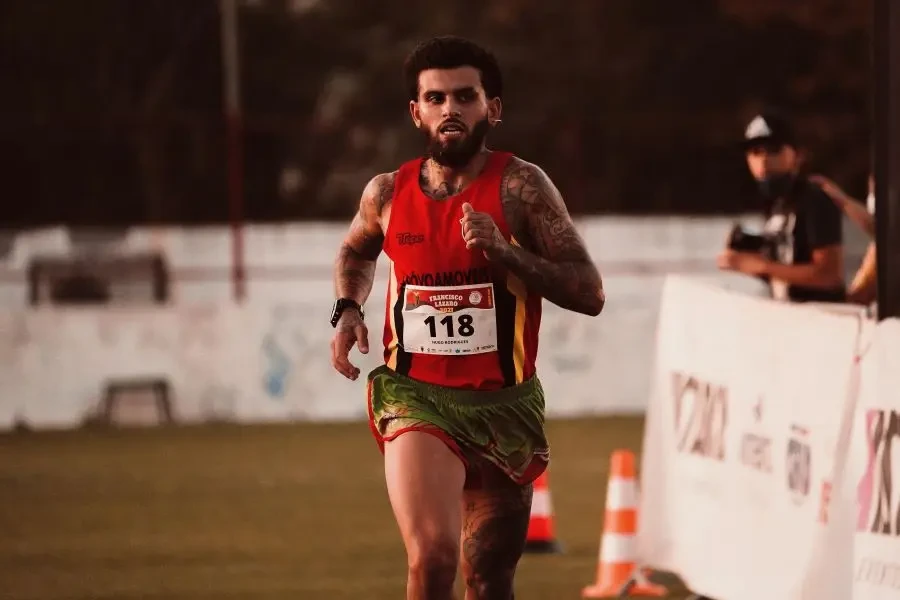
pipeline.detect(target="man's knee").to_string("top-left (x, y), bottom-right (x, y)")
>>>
top-left (407, 535), bottom-right (458, 589)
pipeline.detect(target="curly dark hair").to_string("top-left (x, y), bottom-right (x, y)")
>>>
top-left (403, 36), bottom-right (503, 102)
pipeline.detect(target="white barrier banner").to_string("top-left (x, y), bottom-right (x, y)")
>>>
top-left (851, 318), bottom-right (900, 600)
top-left (637, 275), bottom-right (861, 600)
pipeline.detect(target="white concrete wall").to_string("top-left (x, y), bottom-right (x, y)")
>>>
top-left (0, 216), bottom-right (870, 428)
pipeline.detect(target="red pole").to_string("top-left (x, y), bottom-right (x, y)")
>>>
top-left (220, 0), bottom-right (245, 302)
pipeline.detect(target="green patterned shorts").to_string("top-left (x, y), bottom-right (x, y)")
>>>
top-left (366, 365), bottom-right (549, 487)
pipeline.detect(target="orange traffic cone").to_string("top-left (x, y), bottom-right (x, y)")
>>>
top-left (523, 470), bottom-right (563, 553)
top-left (582, 450), bottom-right (666, 598)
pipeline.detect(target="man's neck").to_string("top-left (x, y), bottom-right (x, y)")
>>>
top-left (420, 149), bottom-right (491, 200)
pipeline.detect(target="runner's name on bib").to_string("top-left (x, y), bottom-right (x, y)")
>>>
top-left (401, 283), bottom-right (497, 355)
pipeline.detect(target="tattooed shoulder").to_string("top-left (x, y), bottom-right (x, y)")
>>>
top-left (345, 171), bottom-right (396, 260)
top-left (499, 158), bottom-right (554, 240)
top-left (500, 157), bottom-right (589, 262)
top-left (363, 171), bottom-right (397, 217)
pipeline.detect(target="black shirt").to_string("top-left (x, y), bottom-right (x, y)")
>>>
top-left (761, 176), bottom-right (845, 303)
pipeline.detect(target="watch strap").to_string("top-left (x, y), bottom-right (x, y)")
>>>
top-left (331, 298), bottom-right (363, 327)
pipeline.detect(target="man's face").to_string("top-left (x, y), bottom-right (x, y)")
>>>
top-left (409, 67), bottom-right (501, 168)
top-left (745, 141), bottom-right (798, 181)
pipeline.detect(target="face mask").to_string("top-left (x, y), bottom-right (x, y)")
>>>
top-left (757, 173), bottom-right (794, 199)
top-left (866, 192), bottom-right (875, 215)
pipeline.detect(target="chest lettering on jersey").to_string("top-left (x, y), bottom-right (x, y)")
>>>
top-left (402, 267), bottom-right (492, 287)
top-left (401, 282), bottom-right (498, 356)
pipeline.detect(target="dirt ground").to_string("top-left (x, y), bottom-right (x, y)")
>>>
top-left (0, 417), bottom-right (690, 599)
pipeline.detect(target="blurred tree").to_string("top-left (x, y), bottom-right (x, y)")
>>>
top-left (0, 0), bottom-right (224, 225)
top-left (0, 0), bottom-right (871, 226)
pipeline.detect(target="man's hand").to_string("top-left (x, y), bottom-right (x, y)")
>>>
top-left (460, 202), bottom-right (509, 259)
top-left (330, 309), bottom-right (369, 381)
top-left (717, 249), bottom-right (770, 276)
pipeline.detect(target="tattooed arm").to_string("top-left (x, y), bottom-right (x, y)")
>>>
top-left (331, 172), bottom-right (394, 380)
top-left (462, 158), bottom-right (603, 315)
top-left (334, 172), bottom-right (394, 303)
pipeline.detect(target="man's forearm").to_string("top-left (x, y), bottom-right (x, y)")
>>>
top-left (494, 244), bottom-right (604, 315)
top-left (334, 243), bottom-right (377, 304)
top-left (764, 260), bottom-right (843, 290)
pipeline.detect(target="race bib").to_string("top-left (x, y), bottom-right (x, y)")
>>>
top-left (401, 283), bottom-right (497, 355)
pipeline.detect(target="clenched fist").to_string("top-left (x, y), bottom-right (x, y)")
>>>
top-left (459, 202), bottom-right (508, 259)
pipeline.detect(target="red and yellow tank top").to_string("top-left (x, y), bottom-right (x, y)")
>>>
top-left (381, 151), bottom-right (543, 390)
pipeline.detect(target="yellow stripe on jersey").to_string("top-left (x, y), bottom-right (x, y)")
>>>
top-left (386, 260), bottom-right (399, 370)
top-left (508, 236), bottom-right (529, 384)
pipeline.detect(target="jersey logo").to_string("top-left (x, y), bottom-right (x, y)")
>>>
top-left (396, 232), bottom-right (425, 245)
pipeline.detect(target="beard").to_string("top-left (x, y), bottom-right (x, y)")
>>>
top-left (421, 117), bottom-right (491, 168)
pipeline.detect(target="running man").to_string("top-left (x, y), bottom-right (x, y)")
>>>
top-left (329, 36), bottom-right (605, 600)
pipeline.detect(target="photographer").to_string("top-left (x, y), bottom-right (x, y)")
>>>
top-left (717, 111), bottom-right (845, 303)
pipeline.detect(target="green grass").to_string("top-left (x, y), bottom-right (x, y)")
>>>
top-left (0, 417), bottom-right (689, 599)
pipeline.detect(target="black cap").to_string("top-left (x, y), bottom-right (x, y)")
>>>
top-left (741, 111), bottom-right (796, 150)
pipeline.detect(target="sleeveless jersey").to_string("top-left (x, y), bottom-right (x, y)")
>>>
top-left (381, 151), bottom-right (543, 390)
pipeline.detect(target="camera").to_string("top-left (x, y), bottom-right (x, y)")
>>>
top-left (727, 224), bottom-right (767, 253)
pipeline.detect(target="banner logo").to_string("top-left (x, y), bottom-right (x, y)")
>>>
top-left (672, 372), bottom-right (728, 461)
top-left (740, 397), bottom-right (772, 473)
top-left (786, 424), bottom-right (812, 504)
top-left (857, 409), bottom-right (900, 535)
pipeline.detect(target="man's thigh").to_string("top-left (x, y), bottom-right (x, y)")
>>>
top-left (459, 462), bottom-right (534, 598)
top-left (384, 430), bottom-right (467, 557)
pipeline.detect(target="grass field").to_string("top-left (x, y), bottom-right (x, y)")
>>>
top-left (0, 417), bottom-right (690, 600)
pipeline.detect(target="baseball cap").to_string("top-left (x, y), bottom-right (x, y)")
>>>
top-left (741, 111), bottom-right (796, 150)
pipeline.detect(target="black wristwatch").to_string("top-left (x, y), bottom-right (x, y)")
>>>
top-left (330, 298), bottom-right (364, 327)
